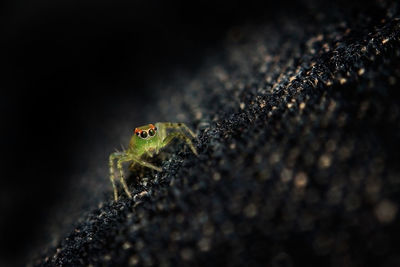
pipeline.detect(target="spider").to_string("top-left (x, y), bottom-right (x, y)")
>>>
top-left (109, 122), bottom-right (198, 201)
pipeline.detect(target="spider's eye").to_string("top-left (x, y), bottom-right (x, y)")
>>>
top-left (148, 129), bottom-right (155, 136)
top-left (136, 132), bottom-right (140, 136)
top-left (140, 131), bottom-right (148, 138)
top-left (154, 127), bottom-right (157, 131)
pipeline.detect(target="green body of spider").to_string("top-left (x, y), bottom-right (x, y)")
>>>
top-left (109, 122), bottom-right (198, 201)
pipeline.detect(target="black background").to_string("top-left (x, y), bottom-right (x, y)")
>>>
top-left (1, 0), bottom-right (303, 264)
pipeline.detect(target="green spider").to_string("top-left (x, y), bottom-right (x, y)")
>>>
top-left (109, 122), bottom-right (198, 201)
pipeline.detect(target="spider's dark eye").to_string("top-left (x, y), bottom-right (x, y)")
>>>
top-left (140, 131), bottom-right (148, 138)
top-left (154, 127), bottom-right (157, 131)
top-left (148, 129), bottom-right (155, 136)
top-left (136, 132), bottom-right (140, 136)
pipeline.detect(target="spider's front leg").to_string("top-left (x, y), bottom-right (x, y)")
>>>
top-left (117, 155), bottom-right (162, 198)
top-left (109, 152), bottom-right (124, 201)
top-left (116, 156), bottom-right (134, 199)
top-left (129, 155), bottom-right (163, 172)
top-left (110, 152), bottom-right (137, 201)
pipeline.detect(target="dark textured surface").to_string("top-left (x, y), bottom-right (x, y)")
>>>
top-left (21, 0), bottom-right (400, 266)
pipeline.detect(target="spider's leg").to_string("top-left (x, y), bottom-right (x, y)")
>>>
top-left (162, 132), bottom-right (198, 156)
top-left (109, 152), bottom-right (124, 201)
top-left (128, 162), bottom-right (136, 171)
top-left (117, 156), bottom-right (133, 199)
top-left (130, 155), bottom-right (162, 172)
top-left (159, 122), bottom-right (196, 138)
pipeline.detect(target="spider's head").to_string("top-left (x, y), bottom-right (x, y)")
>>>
top-left (134, 123), bottom-right (157, 140)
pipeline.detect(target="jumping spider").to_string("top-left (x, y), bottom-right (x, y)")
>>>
top-left (109, 122), bottom-right (198, 201)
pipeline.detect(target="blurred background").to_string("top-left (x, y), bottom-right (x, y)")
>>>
top-left (1, 0), bottom-right (307, 265)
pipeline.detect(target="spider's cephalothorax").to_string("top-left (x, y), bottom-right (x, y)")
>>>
top-left (109, 122), bottom-right (198, 201)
